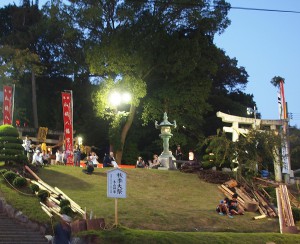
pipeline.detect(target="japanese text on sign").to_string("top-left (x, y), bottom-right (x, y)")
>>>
top-left (107, 169), bottom-right (127, 198)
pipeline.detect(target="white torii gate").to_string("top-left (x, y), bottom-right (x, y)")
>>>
top-left (216, 111), bottom-right (283, 182)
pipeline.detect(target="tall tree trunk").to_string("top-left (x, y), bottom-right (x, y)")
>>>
top-left (115, 105), bottom-right (136, 164)
top-left (31, 70), bottom-right (38, 128)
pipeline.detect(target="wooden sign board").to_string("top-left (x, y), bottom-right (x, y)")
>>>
top-left (107, 168), bottom-right (127, 199)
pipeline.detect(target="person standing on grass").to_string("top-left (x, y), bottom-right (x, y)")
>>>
top-left (73, 144), bottom-right (81, 167)
top-left (56, 149), bottom-right (63, 165)
top-left (175, 145), bottom-right (183, 160)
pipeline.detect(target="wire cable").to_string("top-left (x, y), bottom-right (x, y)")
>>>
top-left (230, 6), bottom-right (300, 14)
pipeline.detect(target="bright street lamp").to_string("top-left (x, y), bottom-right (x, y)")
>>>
top-left (78, 137), bottom-right (83, 146)
top-left (247, 106), bottom-right (257, 127)
top-left (247, 106), bottom-right (257, 119)
top-left (108, 91), bottom-right (131, 107)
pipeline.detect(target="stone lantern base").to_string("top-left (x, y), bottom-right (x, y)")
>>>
top-left (158, 152), bottom-right (176, 169)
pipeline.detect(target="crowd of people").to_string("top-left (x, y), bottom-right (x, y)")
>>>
top-left (23, 136), bottom-right (192, 172)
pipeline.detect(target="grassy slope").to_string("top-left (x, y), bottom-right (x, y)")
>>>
top-left (35, 166), bottom-right (279, 233)
top-left (2, 165), bottom-right (300, 243)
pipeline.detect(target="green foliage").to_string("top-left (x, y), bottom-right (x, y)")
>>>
top-left (270, 76), bottom-right (285, 88)
top-left (201, 131), bottom-right (235, 169)
top-left (236, 130), bottom-right (281, 176)
top-left (37, 189), bottom-right (49, 203)
top-left (289, 127), bottom-right (300, 170)
top-left (12, 176), bottom-right (27, 188)
top-left (0, 125), bottom-right (27, 164)
top-left (201, 128), bottom-right (281, 179)
top-left (292, 207), bottom-right (300, 222)
top-left (60, 205), bottom-right (74, 216)
top-left (263, 187), bottom-right (277, 205)
top-left (0, 125), bottom-right (19, 137)
top-left (3, 170), bottom-right (18, 183)
top-left (0, 169), bottom-right (8, 175)
top-left (59, 199), bottom-right (70, 208)
top-left (29, 183), bottom-right (39, 193)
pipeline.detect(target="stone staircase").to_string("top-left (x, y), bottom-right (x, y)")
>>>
top-left (0, 210), bottom-right (48, 244)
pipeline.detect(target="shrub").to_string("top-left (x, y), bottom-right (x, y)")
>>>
top-left (13, 177), bottom-right (27, 188)
top-left (29, 184), bottom-right (39, 193)
top-left (3, 171), bottom-right (18, 183)
top-left (60, 199), bottom-right (71, 208)
top-left (292, 207), bottom-right (300, 222)
top-left (0, 125), bottom-right (27, 164)
top-left (201, 161), bottom-right (213, 169)
top-left (60, 205), bottom-right (74, 216)
top-left (0, 169), bottom-right (8, 175)
top-left (37, 190), bottom-right (49, 202)
top-left (264, 186), bottom-right (277, 204)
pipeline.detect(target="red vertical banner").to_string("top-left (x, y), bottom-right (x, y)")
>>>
top-left (62, 92), bottom-right (74, 165)
top-left (3, 86), bottom-right (13, 125)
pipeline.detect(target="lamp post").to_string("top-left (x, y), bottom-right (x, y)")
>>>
top-left (107, 91), bottom-right (132, 161)
top-left (247, 106), bottom-right (257, 128)
top-left (155, 112), bottom-right (176, 169)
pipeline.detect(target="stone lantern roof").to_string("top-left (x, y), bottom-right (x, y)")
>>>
top-left (155, 112), bottom-right (177, 129)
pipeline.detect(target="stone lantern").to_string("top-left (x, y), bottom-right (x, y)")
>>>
top-left (155, 112), bottom-right (176, 168)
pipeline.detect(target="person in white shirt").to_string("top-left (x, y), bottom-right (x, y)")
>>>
top-left (32, 150), bottom-right (43, 166)
top-left (56, 150), bottom-right (63, 165)
top-left (42, 150), bottom-right (50, 166)
top-left (89, 152), bottom-right (99, 167)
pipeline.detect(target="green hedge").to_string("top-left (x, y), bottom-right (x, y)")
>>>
top-left (0, 137), bottom-right (23, 144)
top-left (13, 177), bottom-right (28, 188)
top-left (3, 171), bottom-right (18, 183)
top-left (0, 125), bottom-right (26, 164)
top-left (0, 125), bottom-right (19, 137)
top-left (0, 143), bottom-right (24, 150)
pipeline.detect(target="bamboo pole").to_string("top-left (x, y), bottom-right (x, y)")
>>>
top-left (24, 165), bottom-right (41, 181)
top-left (276, 187), bottom-right (284, 234)
top-left (54, 187), bottom-right (85, 215)
top-left (38, 180), bottom-right (61, 196)
top-left (41, 206), bottom-right (53, 218)
top-left (253, 214), bottom-right (267, 220)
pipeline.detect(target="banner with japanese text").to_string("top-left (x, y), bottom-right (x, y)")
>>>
top-left (3, 86), bottom-right (13, 125)
top-left (62, 92), bottom-right (74, 165)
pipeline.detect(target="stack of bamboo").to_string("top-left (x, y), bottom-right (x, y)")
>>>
top-left (276, 184), bottom-right (298, 234)
top-left (25, 166), bottom-right (86, 219)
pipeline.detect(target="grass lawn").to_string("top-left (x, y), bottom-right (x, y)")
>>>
top-left (35, 165), bottom-right (280, 232)
top-left (1, 165), bottom-right (300, 243)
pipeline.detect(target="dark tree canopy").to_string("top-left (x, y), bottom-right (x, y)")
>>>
top-left (0, 0), bottom-right (261, 164)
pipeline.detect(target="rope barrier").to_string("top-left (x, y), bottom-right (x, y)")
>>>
top-left (0, 170), bottom-right (36, 197)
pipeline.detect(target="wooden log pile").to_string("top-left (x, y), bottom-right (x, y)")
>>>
top-left (218, 179), bottom-right (276, 219)
top-left (219, 177), bottom-right (299, 234)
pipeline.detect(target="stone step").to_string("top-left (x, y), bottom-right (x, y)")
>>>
top-left (0, 211), bottom-right (48, 244)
